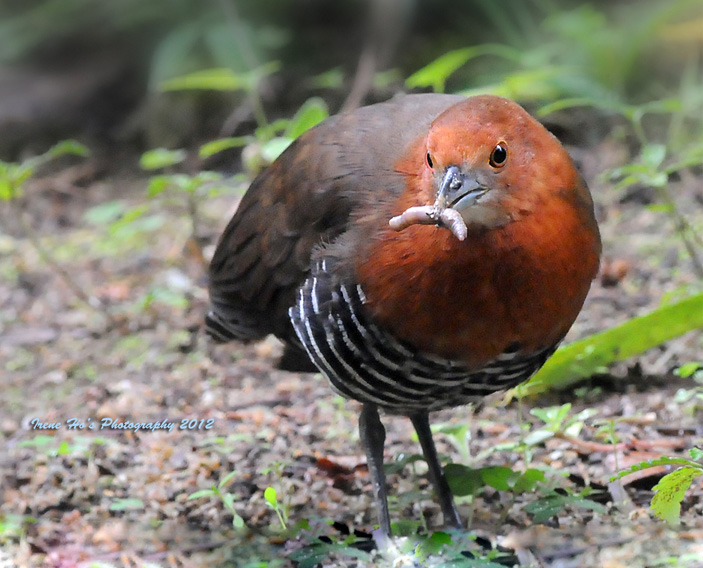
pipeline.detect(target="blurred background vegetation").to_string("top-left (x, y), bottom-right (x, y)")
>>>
top-left (0, 0), bottom-right (700, 157)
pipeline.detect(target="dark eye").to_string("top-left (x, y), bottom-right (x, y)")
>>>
top-left (426, 152), bottom-right (433, 169)
top-left (489, 143), bottom-right (508, 168)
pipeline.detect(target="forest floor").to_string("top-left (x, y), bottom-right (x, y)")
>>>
top-left (1, 121), bottom-right (702, 568)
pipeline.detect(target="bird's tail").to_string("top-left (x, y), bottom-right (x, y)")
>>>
top-left (204, 307), bottom-right (266, 344)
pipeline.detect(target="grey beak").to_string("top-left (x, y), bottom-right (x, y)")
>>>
top-left (435, 166), bottom-right (487, 211)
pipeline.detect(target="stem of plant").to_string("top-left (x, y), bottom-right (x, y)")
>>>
top-left (187, 190), bottom-right (208, 272)
top-left (15, 200), bottom-right (109, 317)
top-left (216, 0), bottom-right (270, 131)
top-left (657, 185), bottom-right (703, 279)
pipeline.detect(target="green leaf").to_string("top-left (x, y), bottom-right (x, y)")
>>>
top-left (689, 448), bottom-right (703, 461)
top-left (161, 68), bottom-right (249, 91)
top-left (610, 456), bottom-right (703, 481)
top-left (285, 97), bottom-right (329, 140)
top-left (219, 470), bottom-right (238, 488)
top-left (188, 489), bottom-right (216, 500)
top-left (385, 453), bottom-right (426, 474)
top-left (651, 466), bottom-right (703, 524)
top-left (18, 435), bottom-right (55, 448)
top-left (107, 204), bottom-right (148, 236)
top-left (480, 466), bottom-right (515, 491)
top-left (416, 531), bottom-right (452, 561)
top-left (459, 66), bottom-right (567, 102)
top-left (199, 137), bottom-right (251, 159)
top-left (0, 176), bottom-right (13, 201)
top-left (146, 287), bottom-right (188, 309)
top-left (566, 497), bottom-right (607, 515)
top-left (641, 144), bottom-right (667, 169)
top-left (407, 45), bottom-right (522, 93)
top-left (525, 493), bottom-right (605, 523)
top-left (444, 463), bottom-right (484, 497)
top-left (261, 137), bottom-right (293, 163)
top-left (255, 118), bottom-right (290, 142)
top-left (289, 543), bottom-right (333, 568)
top-left (665, 145), bottom-right (703, 174)
top-left (0, 163), bottom-right (32, 200)
top-left (524, 494), bottom-right (567, 523)
top-left (221, 492), bottom-right (236, 511)
top-left (109, 498), bottom-right (144, 512)
top-left (83, 201), bottom-right (128, 226)
top-left (146, 175), bottom-right (172, 197)
top-left (538, 97), bottom-right (630, 118)
top-left (512, 469), bottom-right (546, 493)
top-left (310, 67), bottom-right (345, 89)
top-left (676, 362), bottom-right (703, 378)
top-left (522, 429), bottom-right (555, 446)
top-left (160, 62), bottom-right (280, 92)
top-left (514, 292), bottom-right (703, 397)
top-left (264, 486), bottom-right (278, 507)
top-left (47, 139), bottom-right (89, 159)
top-left (140, 148), bottom-right (186, 170)
top-left (56, 441), bottom-right (71, 455)
top-left (530, 403), bottom-right (572, 428)
top-left (233, 514), bottom-right (245, 530)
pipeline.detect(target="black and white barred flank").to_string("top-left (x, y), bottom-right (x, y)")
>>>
top-left (289, 259), bottom-right (557, 414)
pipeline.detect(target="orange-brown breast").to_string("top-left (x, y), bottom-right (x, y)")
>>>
top-left (356, 152), bottom-right (601, 368)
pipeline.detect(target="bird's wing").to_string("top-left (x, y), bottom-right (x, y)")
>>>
top-left (207, 94), bottom-right (464, 344)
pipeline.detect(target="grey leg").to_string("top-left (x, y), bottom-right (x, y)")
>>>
top-left (410, 412), bottom-right (462, 529)
top-left (359, 403), bottom-right (392, 536)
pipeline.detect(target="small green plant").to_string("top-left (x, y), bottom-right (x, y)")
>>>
top-left (406, 1), bottom-right (700, 103)
top-left (188, 470), bottom-right (245, 530)
top-left (0, 514), bottom-right (35, 544)
top-left (260, 461), bottom-right (293, 532)
top-left (673, 362), bottom-right (703, 412)
top-left (445, 464), bottom-right (546, 499)
top-left (108, 498), bottom-right (144, 512)
top-left (264, 486), bottom-right (288, 531)
top-left (611, 448), bottom-right (703, 524)
top-left (199, 96), bottom-right (329, 174)
top-left (0, 140), bottom-right (98, 310)
top-left (524, 403), bottom-right (598, 446)
top-left (139, 147), bottom-right (229, 269)
top-left (444, 462), bottom-right (547, 528)
top-left (288, 525), bottom-right (511, 568)
top-left (138, 96), bottom-right (329, 273)
top-left (432, 422), bottom-right (472, 464)
top-left (18, 435), bottom-right (107, 458)
top-left (287, 535), bottom-right (373, 568)
top-left (524, 486), bottom-right (607, 523)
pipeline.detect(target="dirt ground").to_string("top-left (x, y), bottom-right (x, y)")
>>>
top-left (1, 122), bottom-right (702, 568)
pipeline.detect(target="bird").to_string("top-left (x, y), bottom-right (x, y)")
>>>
top-left (206, 93), bottom-right (601, 536)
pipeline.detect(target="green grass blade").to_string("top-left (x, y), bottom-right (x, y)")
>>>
top-left (513, 292), bottom-right (703, 397)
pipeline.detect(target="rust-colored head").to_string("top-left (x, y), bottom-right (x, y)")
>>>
top-left (391, 95), bottom-right (591, 237)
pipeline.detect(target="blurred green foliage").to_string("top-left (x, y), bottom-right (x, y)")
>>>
top-left (611, 449), bottom-right (703, 524)
top-left (516, 292), bottom-right (703, 398)
top-left (408, 0), bottom-right (702, 104)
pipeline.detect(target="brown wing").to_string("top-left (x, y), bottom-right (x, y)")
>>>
top-left (206, 93), bottom-right (464, 346)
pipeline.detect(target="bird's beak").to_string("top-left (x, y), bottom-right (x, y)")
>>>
top-left (434, 166), bottom-right (488, 212)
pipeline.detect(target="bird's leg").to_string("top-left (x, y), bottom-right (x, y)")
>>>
top-left (359, 403), bottom-right (392, 536)
top-left (410, 412), bottom-right (463, 529)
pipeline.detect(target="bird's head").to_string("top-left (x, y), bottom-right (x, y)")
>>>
top-left (390, 95), bottom-right (583, 240)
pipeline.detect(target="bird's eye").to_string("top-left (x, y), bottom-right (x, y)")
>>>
top-left (426, 152), bottom-right (434, 169)
top-left (489, 143), bottom-right (508, 168)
